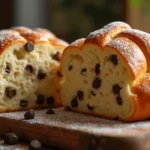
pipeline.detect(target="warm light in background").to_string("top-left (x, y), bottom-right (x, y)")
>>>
top-left (0, 0), bottom-right (149, 42)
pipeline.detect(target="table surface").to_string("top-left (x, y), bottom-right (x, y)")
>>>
top-left (0, 137), bottom-right (65, 150)
top-left (1, 108), bottom-right (150, 150)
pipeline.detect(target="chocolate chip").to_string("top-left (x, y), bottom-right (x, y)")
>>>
top-left (71, 96), bottom-right (78, 108)
top-left (24, 42), bottom-right (34, 52)
top-left (112, 84), bottom-right (122, 95)
top-left (46, 108), bottom-right (55, 114)
top-left (95, 63), bottom-right (100, 75)
top-left (87, 104), bottom-right (94, 111)
top-left (68, 65), bottom-right (73, 71)
top-left (116, 95), bottom-right (123, 105)
top-left (52, 52), bottom-right (61, 61)
top-left (36, 95), bottom-right (45, 104)
top-left (4, 133), bottom-right (18, 145)
top-left (5, 87), bottom-right (16, 98)
top-left (20, 100), bottom-right (28, 107)
top-left (91, 91), bottom-right (96, 96)
top-left (47, 96), bottom-right (55, 105)
top-left (37, 69), bottom-right (46, 80)
top-left (57, 71), bottom-right (62, 77)
top-left (5, 64), bottom-right (10, 74)
top-left (77, 90), bottom-right (84, 100)
top-left (109, 55), bottom-right (118, 65)
top-left (29, 139), bottom-right (42, 150)
top-left (92, 77), bottom-right (102, 89)
top-left (81, 68), bottom-right (87, 75)
top-left (25, 65), bottom-right (34, 74)
top-left (24, 109), bottom-right (35, 120)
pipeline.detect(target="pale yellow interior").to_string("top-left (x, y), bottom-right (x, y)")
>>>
top-left (0, 42), bottom-right (61, 111)
top-left (61, 44), bottom-right (135, 120)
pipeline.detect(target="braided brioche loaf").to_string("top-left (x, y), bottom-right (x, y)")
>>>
top-left (0, 26), bottom-right (68, 112)
top-left (60, 21), bottom-right (150, 122)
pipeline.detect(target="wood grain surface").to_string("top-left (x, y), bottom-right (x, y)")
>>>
top-left (0, 108), bottom-right (150, 150)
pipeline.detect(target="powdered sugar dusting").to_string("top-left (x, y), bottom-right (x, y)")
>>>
top-left (1, 108), bottom-right (150, 137)
top-left (86, 21), bottom-right (131, 46)
top-left (70, 38), bottom-right (85, 47)
top-left (21, 31), bottom-right (49, 43)
top-left (121, 29), bottom-right (150, 48)
top-left (107, 37), bottom-right (146, 76)
top-left (0, 33), bottom-right (25, 49)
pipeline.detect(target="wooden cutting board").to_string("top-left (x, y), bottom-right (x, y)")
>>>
top-left (0, 108), bottom-right (150, 150)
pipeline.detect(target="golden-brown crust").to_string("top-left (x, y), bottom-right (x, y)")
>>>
top-left (20, 31), bottom-right (49, 44)
top-left (117, 29), bottom-right (150, 72)
top-left (0, 34), bottom-right (26, 54)
top-left (11, 26), bottom-right (32, 33)
top-left (60, 21), bottom-right (150, 122)
top-left (106, 37), bottom-right (147, 79)
top-left (70, 38), bottom-right (85, 48)
top-left (34, 28), bottom-right (56, 40)
top-left (84, 21), bottom-right (131, 47)
top-left (129, 73), bottom-right (150, 121)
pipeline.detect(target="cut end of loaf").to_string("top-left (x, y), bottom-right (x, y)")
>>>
top-left (60, 21), bottom-right (150, 122)
top-left (0, 27), bottom-right (68, 112)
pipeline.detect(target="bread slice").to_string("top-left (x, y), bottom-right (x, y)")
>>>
top-left (60, 21), bottom-right (150, 122)
top-left (0, 27), bottom-right (68, 112)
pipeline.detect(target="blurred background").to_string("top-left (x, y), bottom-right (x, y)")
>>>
top-left (0, 0), bottom-right (150, 43)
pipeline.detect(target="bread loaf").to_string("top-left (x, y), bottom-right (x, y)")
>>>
top-left (60, 21), bottom-right (150, 122)
top-left (0, 26), bottom-right (68, 112)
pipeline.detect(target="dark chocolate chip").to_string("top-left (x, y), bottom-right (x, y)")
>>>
top-left (95, 63), bottom-right (100, 75)
top-left (116, 95), bottom-right (123, 105)
top-left (92, 77), bottom-right (102, 89)
top-left (5, 87), bottom-right (16, 98)
top-left (91, 91), bottom-right (96, 96)
top-left (4, 133), bottom-right (18, 145)
top-left (68, 65), bottom-right (73, 71)
top-left (20, 100), bottom-right (28, 107)
top-left (81, 68), bottom-right (87, 75)
top-left (46, 108), bottom-right (55, 114)
top-left (77, 90), bottom-right (84, 100)
top-left (25, 65), bottom-right (34, 74)
top-left (47, 96), bottom-right (55, 105)
top-left (87, 104), bottom-right (94, 111)
top-left (29, 139), bottom-right (42, 150)
top-left (36, 95), bottom-right (45, 104)
top-left (5, 64), bottom-right (10, 74)
top-left (52, 52), bottom-right (61, 61)
top-left (71, 96), bottom-right (78, 108)
top-left (24, 42), bottom-right (34, 52)
top-left (109, 54), bottom-right (118, 65)
top-left (24, 109), bottom-right (35, 120)
top-left (37, 70), bottom-right (46, 80)
top-left (57, 71), bottom-right (62, 77)
top-left (112, 84), bottom-right (122, 95)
